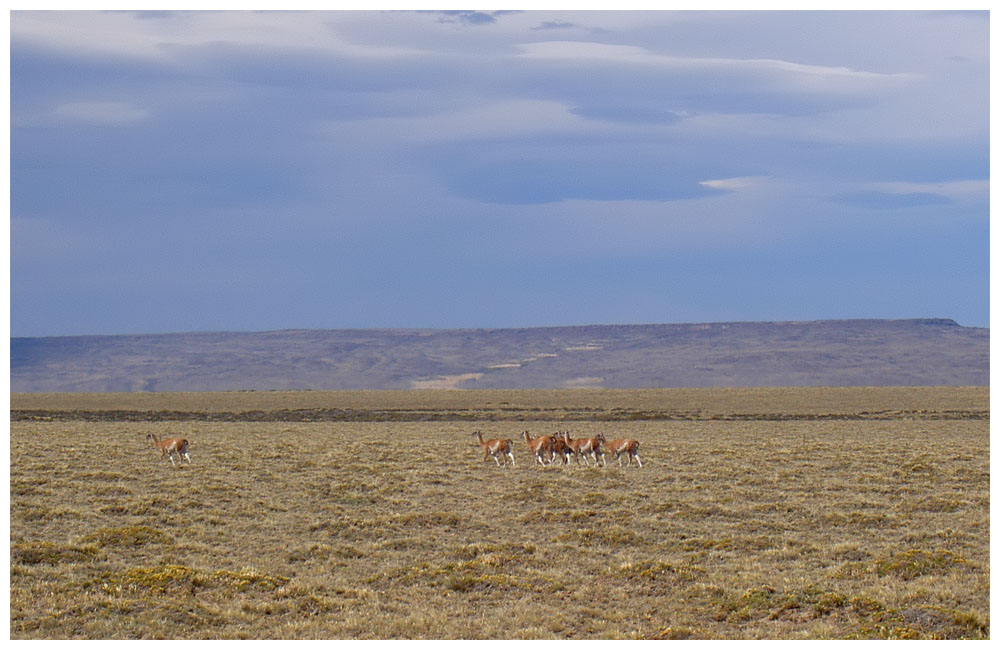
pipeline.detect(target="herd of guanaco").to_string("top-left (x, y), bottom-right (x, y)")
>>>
top-left (146, 428), bottom-right (640, 470)
top-left (473, 429), bottom-right (641, 468)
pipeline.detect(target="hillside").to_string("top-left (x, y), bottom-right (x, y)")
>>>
top-left (9, 319), bottom-right (988, 393)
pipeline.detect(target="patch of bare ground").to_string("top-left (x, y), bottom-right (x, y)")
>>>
top-left (409, 373), bottom-right (485, 390)
top-left (10, 388), bottom-right (989, 639)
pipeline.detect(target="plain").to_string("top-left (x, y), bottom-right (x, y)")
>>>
top-left (9, 387), bottom-right (989, 639)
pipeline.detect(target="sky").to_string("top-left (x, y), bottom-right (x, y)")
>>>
top-left (8, 9), bottom-right (991, 337)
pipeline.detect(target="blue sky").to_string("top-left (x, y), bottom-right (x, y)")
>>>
top-left (9, 9), bottom-right (990, 337)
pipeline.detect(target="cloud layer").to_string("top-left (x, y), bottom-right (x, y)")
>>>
top-left (10, 10), bottom-right (989, 336)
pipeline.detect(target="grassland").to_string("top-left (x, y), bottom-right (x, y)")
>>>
top-left (10, 388), bottom-right (989, 639)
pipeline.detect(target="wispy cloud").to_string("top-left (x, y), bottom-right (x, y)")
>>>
top-left (867, 179), bottom-right (988, 200)
top-left (569, 104), bottom-right (680, 125)
top-left (517, 41), bottom-right (916, 89)
top-left (430, 10), bottom-right (520, 26)
top-left (49, 101), bottom-right (150, 125)
top-left (699, 177), bottom-right (766, 192)
top-left (531, 20), bottom-right (577, 31)
top-left (319, 99), bottom-right (596, 144)
top-left (831, 190), bottom-right (952, 210)
top-left (11, 10), bottom-right (429, 62)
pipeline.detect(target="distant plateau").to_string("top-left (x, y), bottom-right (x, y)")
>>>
top-left (9, 319), bottom-right (988, 393)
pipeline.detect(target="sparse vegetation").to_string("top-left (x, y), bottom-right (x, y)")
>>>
top-left (10, 388), bottom-right (989, 639)
top-left (10, 319), bottom-right (989, 392)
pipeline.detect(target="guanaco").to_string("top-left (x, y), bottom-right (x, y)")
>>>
top-left (473, 431), bottom-right (515, 467)
top-left (146, 433), bottom-right (191, 466)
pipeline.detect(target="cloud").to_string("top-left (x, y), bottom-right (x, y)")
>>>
top-left (10, 10), bottom-right (428, 62)
top-left (569, 104), bottom-right (680, 125)
top-left (429, 138), bottom-right (729, 205)
top-left (49, 101), bottom-right (150, 125)
top-left (830, 191), bottom-right (953, 210)
top-left (867, 180), bottom-right (988, 201)
top-left (431, 10), bottom-right (519, 26)
top-left (319, 99), bottom-right (596, 144)
top-left (699, 176), bottom-right (766, 192)
top-left (516, 41), bottom-right (916, 92)
top-left (10, 11), bottom-right (990, 335)
top-left (532, 20), bottom-right (577, 31)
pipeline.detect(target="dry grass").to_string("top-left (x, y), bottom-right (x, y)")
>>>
top-left (10, 388), bottom-right (989, 639)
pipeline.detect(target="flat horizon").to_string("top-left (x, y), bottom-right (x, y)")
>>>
top-left (9, 316), bottom-right (984, 341)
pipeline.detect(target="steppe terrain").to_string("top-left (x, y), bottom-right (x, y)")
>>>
top-left (10, 388), bottom-right (989, 639)
top-left (10, 319), bottom-right (988, 392)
